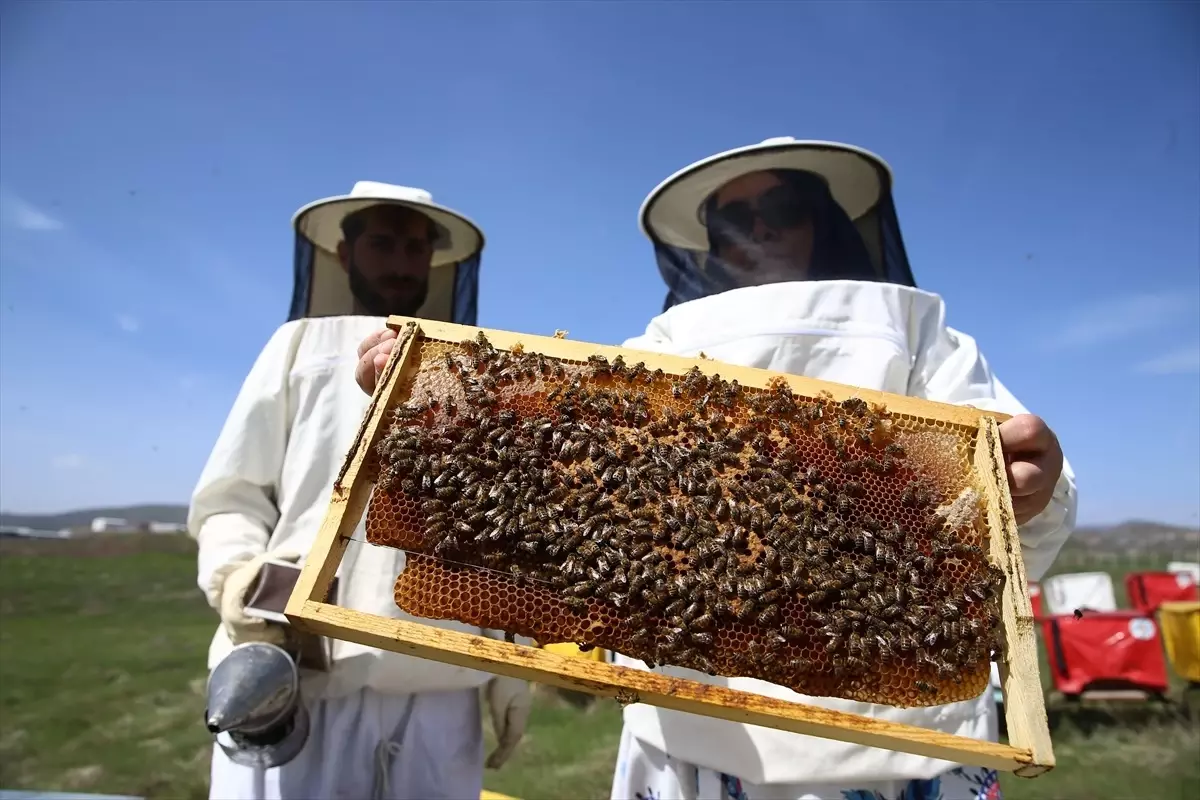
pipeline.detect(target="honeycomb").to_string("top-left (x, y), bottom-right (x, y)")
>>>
top-left (364, 330), bottom-right (1005, 708)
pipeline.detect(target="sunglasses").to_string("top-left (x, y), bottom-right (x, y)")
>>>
top-left (707, 185), bottom-right (814, 245)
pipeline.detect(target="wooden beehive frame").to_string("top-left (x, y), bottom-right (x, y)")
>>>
top-left (285, 315), bottom-right (1055, 777)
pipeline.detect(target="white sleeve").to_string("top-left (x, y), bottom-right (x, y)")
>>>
top-left (907, 325), bottom-right (1077, 582)
top-left (621, 314), bottom-right (672, 351)
top-left (187, 321), bottom-right (306, 605)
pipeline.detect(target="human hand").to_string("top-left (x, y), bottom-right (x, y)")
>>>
top-left (998, 414), bottom-right (1063, 526)
top-left (484, 676), bottom-right (532, 769)
top-left (217, 549), bottom-right (303, 646)
top-left (355, 328), bottom-right (398, 396)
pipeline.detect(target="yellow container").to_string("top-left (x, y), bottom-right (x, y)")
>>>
top-left (1158, 600), bottom-right (1200, 683)
top-left (542, 641), bottom-right (607, 662)
top-left (482, 791), bottom-right (521, 800)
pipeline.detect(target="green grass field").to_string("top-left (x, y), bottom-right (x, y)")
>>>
top-left (1, 536), bottom-right (1197, 799)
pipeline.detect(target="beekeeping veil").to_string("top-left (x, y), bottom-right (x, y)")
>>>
top-left (290, 181), bottom-right (485, 324)
top-left (640, 137), bottom-right (917, 311)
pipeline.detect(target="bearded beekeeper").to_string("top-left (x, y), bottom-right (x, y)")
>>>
top-left (189, 181), bottom-right (531, 800)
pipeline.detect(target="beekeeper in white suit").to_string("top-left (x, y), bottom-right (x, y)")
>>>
top-left (354, 139), bottom-right (1077, 800)
top-left (603, 138), bottom-right (1076, 800)
top-left (189, 181), bottom-right (531, 800)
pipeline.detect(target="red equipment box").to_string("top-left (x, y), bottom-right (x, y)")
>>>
top-left (1042, 611), bottom-right (1169, 697)
top-left (1028, 582), bottom-right (1044, 619)
top-left (1125, 571), bottom-right (1200, 616)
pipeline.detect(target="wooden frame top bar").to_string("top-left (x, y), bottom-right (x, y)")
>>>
top-left (383, 316), bottom-right (1012, 430)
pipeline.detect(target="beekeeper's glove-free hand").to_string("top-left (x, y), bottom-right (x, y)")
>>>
top-left (213, 550), bottom-right (303, 646)
top-left (485, 676), bottom-right (531, 769)
top-left (356, 327), bottom-right (397, 396)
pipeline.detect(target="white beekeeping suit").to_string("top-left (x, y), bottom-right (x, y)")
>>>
top-left (190, 182), bottom-right (530, 800)
top-left (609, 138), bottom-right (1077, 800)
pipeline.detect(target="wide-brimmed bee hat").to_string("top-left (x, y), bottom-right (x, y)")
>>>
top-left (288, 181), bottom-right (485, 324)
top-left (639, 137), bottom-right (917, 310)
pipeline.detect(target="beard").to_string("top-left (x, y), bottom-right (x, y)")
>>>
top-left (347, 261), bottom-right (429, 317)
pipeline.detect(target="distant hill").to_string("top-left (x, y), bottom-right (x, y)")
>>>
top-left (1, 503), bottom-right (1195, 556)
top-left (1066, 520), bottom-right (1199, 557)
top-left (0, 504), bottom-right (188, 531)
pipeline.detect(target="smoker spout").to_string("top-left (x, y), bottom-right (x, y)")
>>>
top-left (205, 710), bottom-right (227, 734)
top-left (204, 642), bottom-right (300, 737)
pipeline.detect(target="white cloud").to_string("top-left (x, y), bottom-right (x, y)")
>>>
top-left (0, 190), bottom-right (64, 232)
top-left (1050, 292), bottom-right (1195, 349)
top-left (52, 453), bottom-right (84, 470)
top-left (1135, 344), bottom-right (1200, 375)
top-left (116, 314), bottom-right (140, 333)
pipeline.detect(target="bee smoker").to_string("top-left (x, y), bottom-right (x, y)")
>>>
top-left (204, 641), bottom-right (311, 769)
top-left (202, 559), bottom-right (337, 769)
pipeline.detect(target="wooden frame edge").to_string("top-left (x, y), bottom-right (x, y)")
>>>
top-left (292, 600), bottom-right (1039, 774)
top-left (286, 321), bottom-right (423, 617)
top-left (284, 317), bottom-right (1050, 777)
top-left (975, 417), bottom-right (1056, 777)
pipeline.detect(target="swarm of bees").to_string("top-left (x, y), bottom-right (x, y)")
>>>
top-left (366, 331), bottom-right (1006, 707)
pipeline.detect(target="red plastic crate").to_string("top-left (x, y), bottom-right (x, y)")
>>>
top-left (1042, 611), bottom-right (1169, 697)
top-left (1125, 571), bottom-right (1200, 615)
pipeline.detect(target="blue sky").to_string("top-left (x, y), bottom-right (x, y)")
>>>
top-left (1, 1), bottom-right (1197, 526)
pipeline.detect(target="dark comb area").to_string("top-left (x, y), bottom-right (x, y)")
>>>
top-left (364, 331), bottom-right (1005, 708)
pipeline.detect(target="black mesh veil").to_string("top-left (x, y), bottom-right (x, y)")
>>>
top-left (288, 222), bottom-right (481, 325)
top-left (646, 149), bottom-right (917, 312)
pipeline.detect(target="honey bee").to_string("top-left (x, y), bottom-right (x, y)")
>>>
top-left (564, 597), bottom-right (588, 613)
top-left (788, 657), bottom-right (814, 674)
top-left (842, 656), bottom-right (866, 674)
top-left (760, 587), bottom-right (786, 605)
top-left (818, 576), bottom-right (844, 593)
top-left (829, 655), bottom-right (847, 678)
top-left (934, 661), bottom-right (957, 680)
top-left (736, 599), bottom-right (758, 622)
top-left (966, 582), bottom-right (991, 602)
top-left (663, 598), bottom-right (686, 618)
top-left (757, 604), bottom-right (781, 626)
top-left (941, 599), bottom-right (962, 621)
top-left (781, 624), bottom-right (805, 641)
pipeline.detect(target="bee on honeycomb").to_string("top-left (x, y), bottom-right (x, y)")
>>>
top-left (365, 333), bottom-right (1005, 708)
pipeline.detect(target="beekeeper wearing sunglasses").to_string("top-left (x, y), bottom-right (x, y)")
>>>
top-left (351, 140), bottom-right (1077, 800)
top-left (603, 138), bottom-right (1075, 800)
top-left (189, 182), bottom-right (530, 800)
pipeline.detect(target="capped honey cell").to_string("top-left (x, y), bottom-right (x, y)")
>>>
top-left (365, 332), bottom-right (1003, 708)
